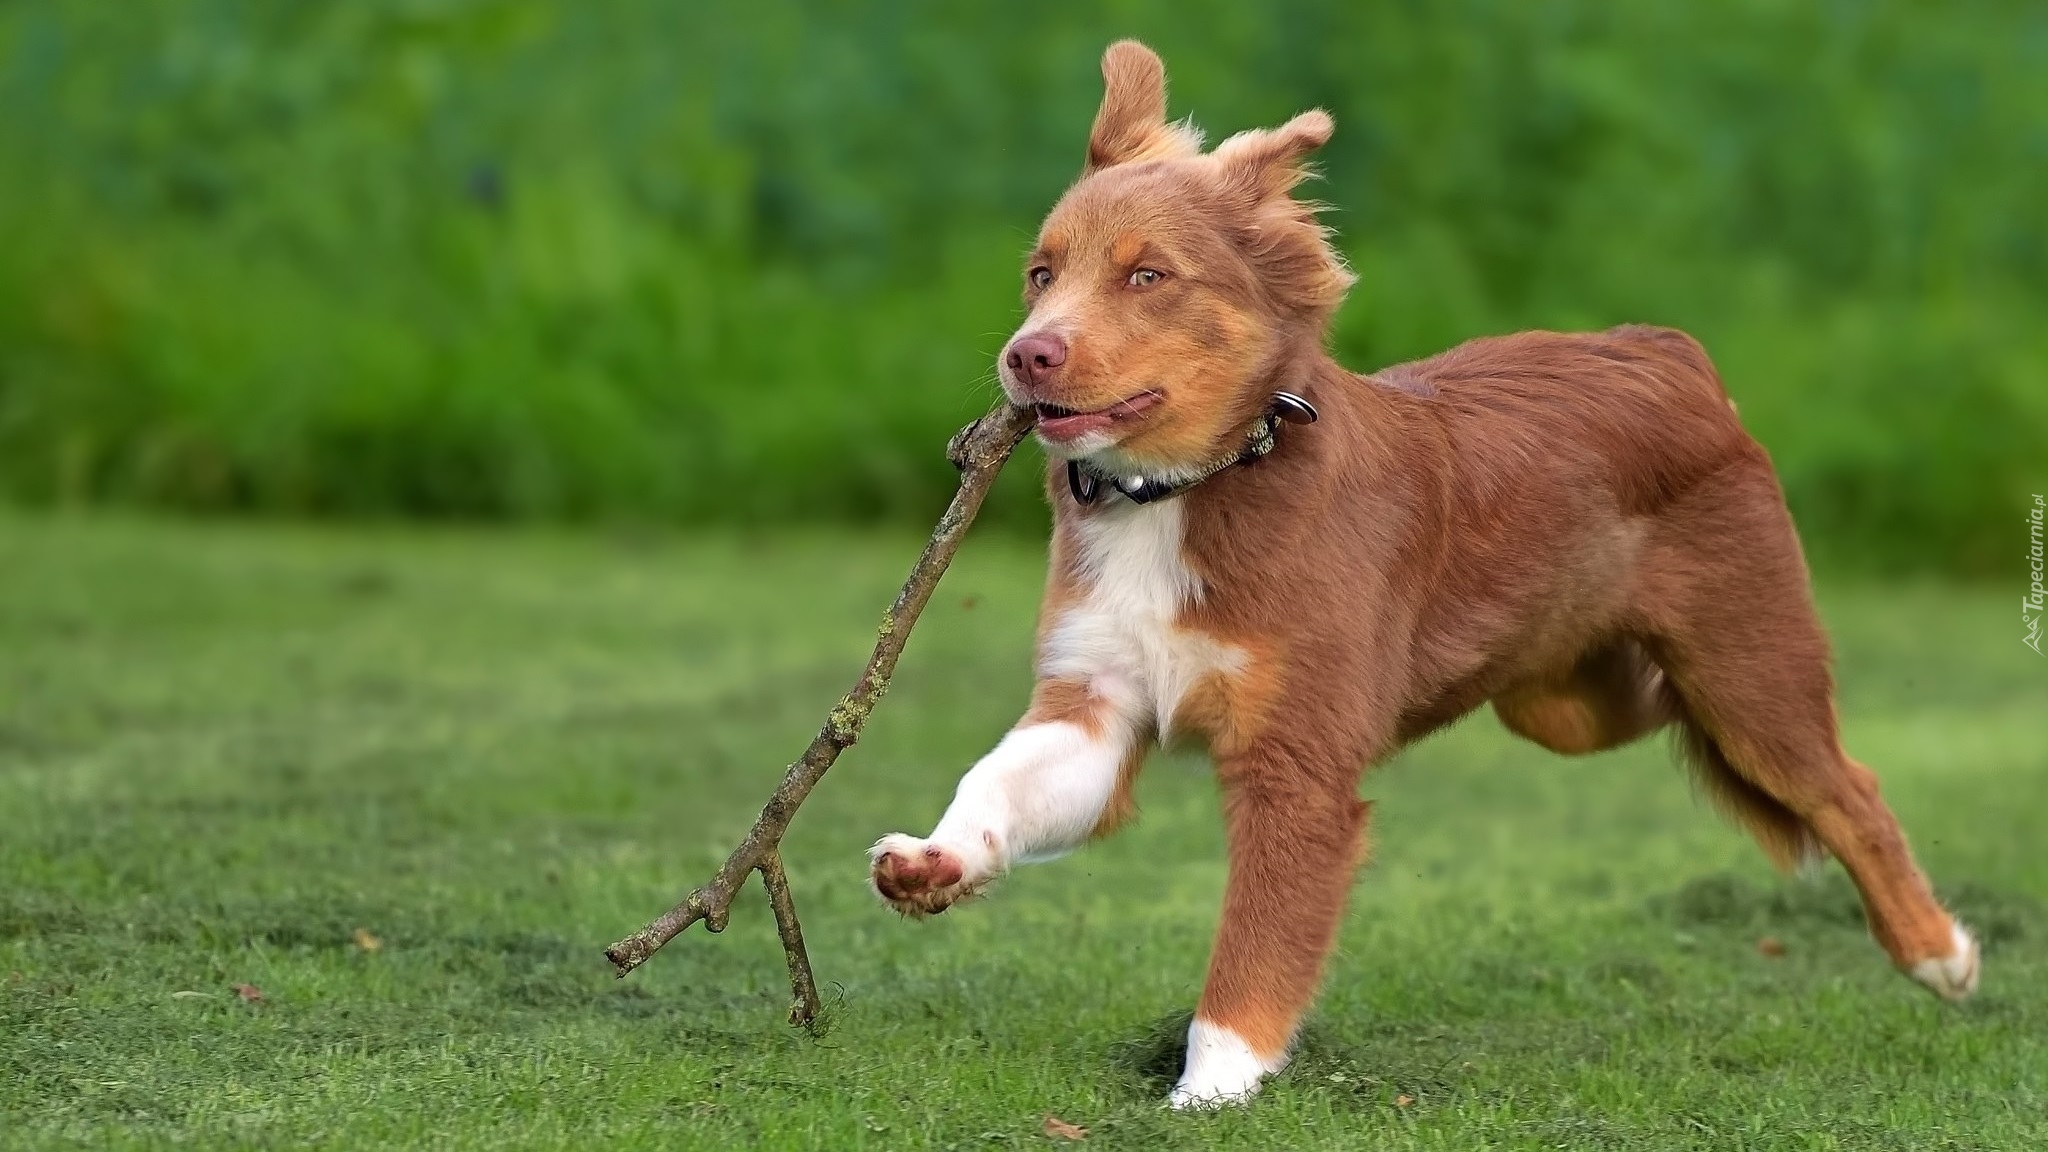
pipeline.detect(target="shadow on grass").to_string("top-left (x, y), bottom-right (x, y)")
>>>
top-left (1656, 869), bottom-right (2040, 951)
top-left (1107, 1008), bottom-right (1194, 1094)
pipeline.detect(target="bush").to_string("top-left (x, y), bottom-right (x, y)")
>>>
top-left (1, 0), bottom-right (2042, 570)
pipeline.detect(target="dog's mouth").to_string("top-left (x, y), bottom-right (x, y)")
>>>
top-left (1031, 391), bottom-right (1164, 442)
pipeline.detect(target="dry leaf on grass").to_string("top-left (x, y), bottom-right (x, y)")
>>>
top-left (232, 983), bottom-right (264, 1003)
top-left (1395, 1094), bottom-right (1415, 1108)
top-left (353, 928), bottom-right (384, 953)
top-left (1042, 1114), bottom-right (1088, 1140)
top-left (1757, 937), bottom-right (1786, 958)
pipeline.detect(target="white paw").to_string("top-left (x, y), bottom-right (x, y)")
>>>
top-left (868, 833), bottom-right (990, 916)
top-left (1908, 922), bottom-right (1980, 1002)
top-left (1168, 1019), bottom-right (1287, 1110)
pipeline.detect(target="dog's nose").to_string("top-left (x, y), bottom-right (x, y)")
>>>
top-left (1005, 333), bottom-right (1068, 389)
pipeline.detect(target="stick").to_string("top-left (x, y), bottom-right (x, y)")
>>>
top-left (604, 401), bottom-right (1036, 1020)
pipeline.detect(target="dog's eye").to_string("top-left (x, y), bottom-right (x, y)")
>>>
top-left (1127, 268), bottom-right (1166, 288)
top-left (1028, 267), bottom-right (1054, 291)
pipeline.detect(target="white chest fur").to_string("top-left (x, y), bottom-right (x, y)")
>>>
top-left (1039, 500), bottom-right (1248, 736)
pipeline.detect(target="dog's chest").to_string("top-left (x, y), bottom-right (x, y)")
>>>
top-left (1038, 501), bottom-right (1248, 733)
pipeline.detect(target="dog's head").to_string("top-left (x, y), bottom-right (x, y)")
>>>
top-left (999, 41), bottom-right (1352, 477)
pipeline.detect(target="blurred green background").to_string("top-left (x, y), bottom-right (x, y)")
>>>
top-left (1, 0), bottom-right (2043, 571)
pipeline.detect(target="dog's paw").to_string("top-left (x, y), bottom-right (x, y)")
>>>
top-left (869, 834), bottom-right (984, 916)
top-left (1908, 921), bottom-right (1980, 1002)
top-left (1168, 1020), bottom-right (1286, 1110)
top-left (1168, 1079), bottom-right (1262, 1111)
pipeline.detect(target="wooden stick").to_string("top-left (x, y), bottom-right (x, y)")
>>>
top-left (604, 401), bottom-right (1036, 1015)
top-left (755, 850), bottom-right (819, 1026)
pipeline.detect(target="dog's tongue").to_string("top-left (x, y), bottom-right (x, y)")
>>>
top-left (1035, 392), bottom-right (1161, 442)
top-left (1037, 409), bottom-right (1121, 440)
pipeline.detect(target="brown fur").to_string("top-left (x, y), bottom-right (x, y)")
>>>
top-left (915, 41), bottom-right (1968, 1061)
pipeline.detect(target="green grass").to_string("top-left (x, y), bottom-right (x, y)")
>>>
top-left (2, 515), bottom-right (2044, 1150)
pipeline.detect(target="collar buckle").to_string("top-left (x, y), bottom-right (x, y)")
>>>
top-left (1067, 462), bottom-right (1100, 504)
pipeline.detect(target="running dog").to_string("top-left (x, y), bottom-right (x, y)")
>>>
top-left (870, 40), bottom-right (1976, 1108)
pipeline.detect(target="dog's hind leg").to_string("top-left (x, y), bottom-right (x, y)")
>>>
top-left (1637, 462), bottom-right (1976, 1000)
top-left (1171, 739), bottom-right (1374, 1109)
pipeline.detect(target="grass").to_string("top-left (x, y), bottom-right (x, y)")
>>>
top-left (2, 513), bottom-right (2044, 1150)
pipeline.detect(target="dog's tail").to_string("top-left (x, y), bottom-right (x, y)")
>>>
top-left (1671, 710), bottom-right (1824, 872)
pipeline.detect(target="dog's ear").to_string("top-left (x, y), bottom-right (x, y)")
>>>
top-left (1086, 40), bottom-right (1202, 172)
top-left (1212, 109), bottom-right (1335, 201)
top-left (1213, 110), bottom-right (1354, 320)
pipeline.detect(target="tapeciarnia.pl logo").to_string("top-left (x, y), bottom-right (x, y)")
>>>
top-left (2026, 494), bottom-right (2045, 656)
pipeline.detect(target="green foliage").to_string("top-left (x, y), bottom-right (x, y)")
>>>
top-left (1, 1), bottom-right (2043, 569)
top-left (3, 518), bottom-right (2045, 1147)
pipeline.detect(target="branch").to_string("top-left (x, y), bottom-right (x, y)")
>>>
top-left (604, 401), bottom-right (1036, 1016)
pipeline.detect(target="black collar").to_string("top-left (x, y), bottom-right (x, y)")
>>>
top-left (1066, 391), bottom-right (1318, 507)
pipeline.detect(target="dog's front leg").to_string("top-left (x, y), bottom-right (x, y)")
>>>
top-left (1172, 744), bottom-right (1375, 1109)
top-left (870, 678), bottom-right (1146, 915)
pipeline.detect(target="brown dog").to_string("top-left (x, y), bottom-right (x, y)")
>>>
top-left (870, 40), bottom-right (1975, 1108)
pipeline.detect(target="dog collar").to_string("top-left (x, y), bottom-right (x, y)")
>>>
top-left (1066, 391), bottom-right (1317, 507)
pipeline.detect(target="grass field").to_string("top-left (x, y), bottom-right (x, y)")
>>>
top-left (2, 515), bottom-right (2044, 1149)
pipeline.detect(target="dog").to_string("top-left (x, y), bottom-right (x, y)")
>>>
top-left (869, 40), bottom-right (1976, 1108)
